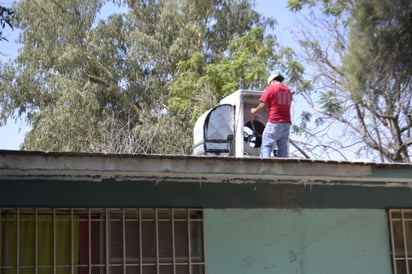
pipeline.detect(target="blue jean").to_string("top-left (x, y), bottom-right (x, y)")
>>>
top-left (260, 122), bottom-right (290, 158)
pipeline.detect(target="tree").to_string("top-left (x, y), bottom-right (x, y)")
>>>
top-left (287, 0), bottom-right (412, 162)
top-left (169, 27), bottom-right (277, 122)
top-left (0, 0), bottom-right (273, 154)
top-left (0, 5), bottom-right (14, 42)
top-left (169, 25), bottom-right (303, 120)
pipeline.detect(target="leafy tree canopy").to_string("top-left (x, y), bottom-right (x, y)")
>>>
top-left (287, 0), bottom-right (412, 162)
top-left (1, 0), bottom-right (287, 154)
top-left (0, 5), bottom-right (14, 42)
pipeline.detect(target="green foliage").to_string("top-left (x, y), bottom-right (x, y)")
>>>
top-left (0, 5), bottom-right (14, 42)
top-left (343, 0), bottom-right (412, 126)
top-left (318, 90), bottom-right (343, 114)
top-left (288, 0), bottom-right (412, 162)
top-left (295, 111), bottom-right (312, 133)
top-left (344, 0), bottom-right (412, 93)
top-left (288, 0), bottom-right (348, 16)
top-left (22, 74), bottom-right (104, 151)
top-left (1, 0), bottom-right (280, 154)
top-left (168, 52), bottom-right (211, 122)
top-left (287, 0), bottom-right (306, 11)
top-left (169, 26), bottom-right (284, 125)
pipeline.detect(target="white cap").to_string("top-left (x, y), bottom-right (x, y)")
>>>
top-left (267, 73), bottom-right (285, 84)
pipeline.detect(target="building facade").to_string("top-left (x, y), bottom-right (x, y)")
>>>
top-left (1, 150), bottom-right (412, 274)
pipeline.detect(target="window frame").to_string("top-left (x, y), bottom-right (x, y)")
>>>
top-left (388, 209), bottom-right (412, 274)
top-left (0, 207), bottom-right (205, 274)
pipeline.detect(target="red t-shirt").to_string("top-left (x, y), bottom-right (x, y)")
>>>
top-left (260, 83), bottom-right (292, 123)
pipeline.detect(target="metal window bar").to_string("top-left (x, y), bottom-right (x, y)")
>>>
top-left (122, 208), bottom-right (126, 274)
top-left (53, 208), bottom-right (56, 274)
top-left (402, 210), bottom-right (410, 274)
top-left (389, 209), bottom-right (412, 274)
top-left (155, 208), bottom-right (159, 274)
top-left (88, 208), bottom-right (92, 274)
top-left (16, 208), bottom-right (20, 274)
top-left (172, 208), bottom-right (176, 274)
top-left (0, 208), bottom-right (204, 274)
top-left (389, 209), bottom-right (399, 274)
top-left (106, 208), bottom-right (110, 274)
top-left (35, 208), bottom-right (39, 274)
top-left (0, 210), bottom-right (1, 271)
top-left (188, 209), bottom-right (192, 274)
top-left (139, 208), bottom-right (143, 274)
top-left (70, 208), bottom-right (74, 274)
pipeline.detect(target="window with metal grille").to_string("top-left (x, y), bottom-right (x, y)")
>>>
top-left (388, 209), bottom-right (412, 274)
top-left (0, 208), bottom-right (205, 274)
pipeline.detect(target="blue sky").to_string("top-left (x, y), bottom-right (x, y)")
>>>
top-left (0, 0), bottom-right (298, 150)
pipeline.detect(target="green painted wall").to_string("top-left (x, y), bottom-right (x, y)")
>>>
top-left (204, 209), bottom-right (392, 274)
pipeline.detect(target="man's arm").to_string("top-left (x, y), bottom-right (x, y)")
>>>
top-left (250, 102), bottom-right (267, 114)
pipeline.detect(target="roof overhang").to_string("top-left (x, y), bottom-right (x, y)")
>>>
top-left (1, 150), bottom-right (412, 208)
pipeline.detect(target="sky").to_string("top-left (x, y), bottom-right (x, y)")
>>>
top-left (0, 0), bottom-right (299, 150)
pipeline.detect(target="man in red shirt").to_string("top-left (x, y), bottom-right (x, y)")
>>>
top-left (250, 73), bottom-right (293, 158)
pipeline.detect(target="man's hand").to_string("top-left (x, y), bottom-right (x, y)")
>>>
top-left (250, 103), bottom-right (266, 114)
